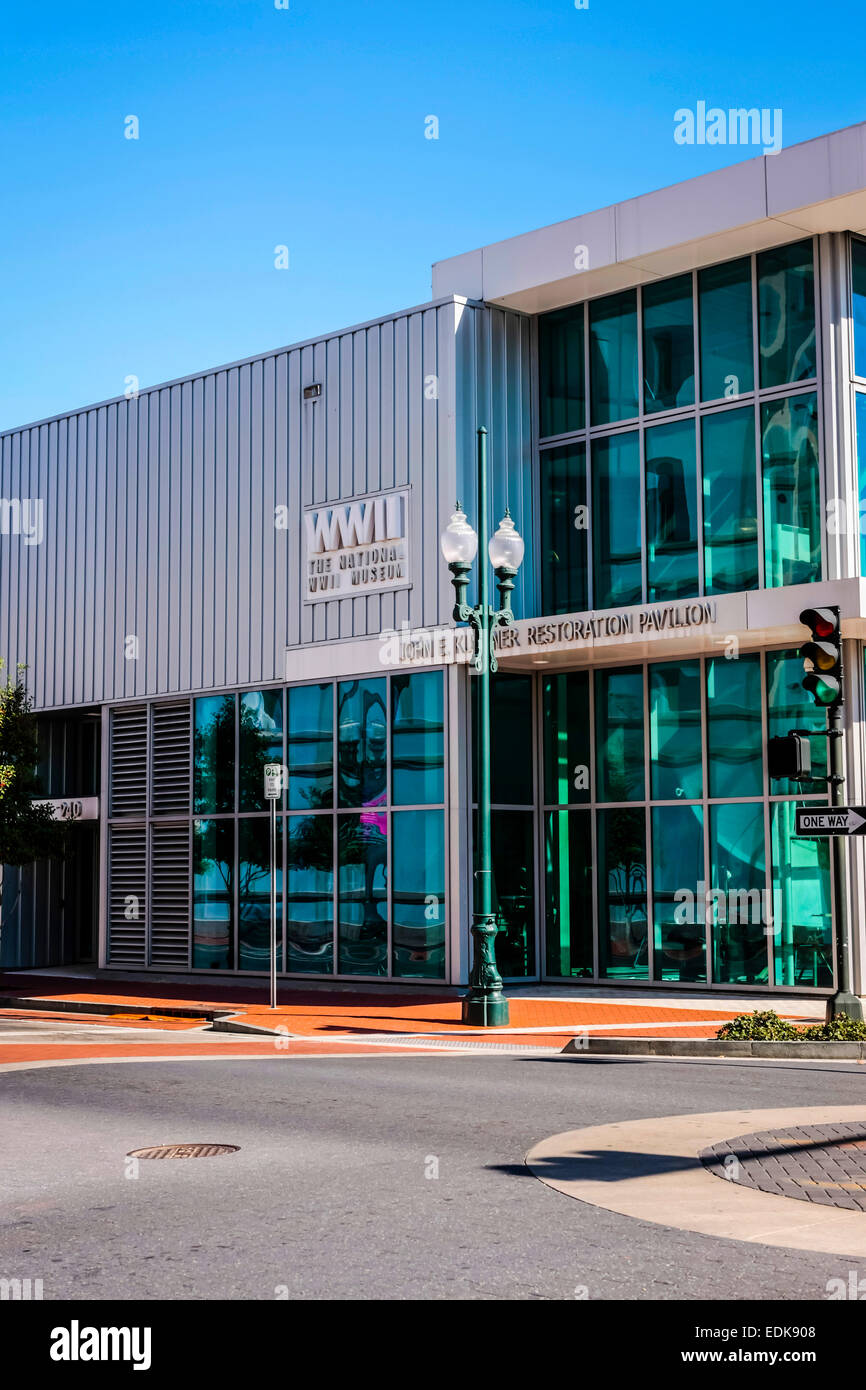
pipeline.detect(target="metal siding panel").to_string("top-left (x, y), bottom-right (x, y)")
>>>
top-left (237, 362), bottom-right (253, 685)
top-left (282, 351), bottom-right (299, 650)
top-left (179, 381), bottom-right (193, 692)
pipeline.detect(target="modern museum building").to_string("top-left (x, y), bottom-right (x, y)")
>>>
top-left (5, 119), bottom-right (866, 1004)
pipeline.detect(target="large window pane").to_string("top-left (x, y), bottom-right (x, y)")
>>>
top-left (698, 257), bottom-right (754, 401)
top-left (239, 690), bottom-right (283, 812)
top-left (592, 431), bottom-right (642, 607)
top-left (475, 674), bottom-right (533, 806)
top-left (539, 305), bottom-right (585, 436)
top-left (194, 695), bottom-right (235, 814)
top-left (596, 667), bottom-right (645, 802)
top-left (542, 671), bottom-right (590, 806)
top-left (706, 654), bottom-right (763, 798)
top-left (762, 392), bottom-right (821, 588)
top-left (652, 804), bottom-right (706, 982)
top-left (771, 800), bottom-right (832, 988)
top-left (544, 809), bottom-right (593, 977)
top-left (857, 392), bottom-right (866, 577)
top-left (649, 661), bottom-right (702, 801)
top-left (854, 239), bottom-right (866, 380)
top-left (766, 650), bottom-right (828, 792)
top-left (392, 810), bottom-right (445, 979)
top-left (701, 406), bottom-right (759, 594)
top-left (642, 274), bottom-right (695, 414)
top-left (193, 819), bottom-right (233, 969)
top-left (337, 678), bottom-right (387, 809)
top-left (597, 807), bottom-right (647, 978)
top-left (589, 290), bottom-right (638, 425)
top-left (489, 810), bottom-right (535, 978)
top-left (540, 443), bottom-right (588, 615)
top-left (645, 418), bottom-right (698, 601)
top-left (338, 813), bottom-right (387, 975)
top-left (286, 815), bottom-right (334, 973)
top-left (391, 671), bottom-right (444, 806)
top-left (238, 816), bottom-right (282, 972)
top-left (288, 683), bottom-right (333, 811)
top-left (758, 241), bottom-right (816, 388)
top-left (710, 802), bottom-right (768, 985)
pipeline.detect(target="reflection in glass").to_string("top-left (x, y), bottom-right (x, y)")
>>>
top-left (645, 419), bottom-right (698, 601)
top-left (544, 810), bottom-right (593, 977)
top-left (766, 650), bottom-right (828, 792)
top-left (592, 431), bottom-right (642, 608)
top-left (475, 674), bottom-right (533, 806)
top-left (649, 662), bottom-right (702, 801)
top-left (392, 810), bottom-right (445, 979)
top-left (193, 819), bottom-right (234, 969)
top-left (698, 257), bottom-right (754, 401)
top-left (338, 813), bottom-right (387, 975)
top-left (337, 679), bottom-right (387, 809)
top-left (854, 239), bottom-right (866, 380)
top-left (597, 807), bottom-right (647, 978)
top-left (391, 672), bottom-right (444, 806)
top-left (652, 805), bottom-right (706, 982)
top-left (288, 683), bottom-right (333, 811)
top-left (540, 443), bottom-right (588, 615)
top-left (589, 290), bottom-right (638, 425)
top-left (238, 816), bottom-right (282, 971)
top-left (706, 654), bottom-right (763, 799)
top-left (239, 690), bottom-right (283, 812)
top-left (758, 241), bottom-right (816, 388)
top-left (762, 392), bottom-right (820, 587)
top-left (710, 802), bottom-right (767, 985)
top-left (701, 407), bottom-right (759, 594)
top-left (489, 810), bottom-right (535, 977)
top-left (286, 815), bottom-right (334, 973)
top-left (194, 696), bottom-right (235, 814)
top-left (857, 393), bottom-right (866, 576)
top-left (542, 671), bottom-right (590, 806)
top-left (595, 667), bottom-right (645, 802)
top-left (771, 800), bottom-right (832, 988)
top-left (539, 305), bottom-right (585, 436)
top-left (643, 274), bottom-right (695, 414)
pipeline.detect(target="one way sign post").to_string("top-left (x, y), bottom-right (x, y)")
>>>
top-left (796, 806), bottom-right (866, 837)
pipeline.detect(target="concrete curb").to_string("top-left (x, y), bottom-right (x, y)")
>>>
top-left (210, 1018), bottom-right (294, 1037)
top-left (560, 1037), bottom-right (866, 1058)
top-left (0, 996), bottom-right (233, 1023)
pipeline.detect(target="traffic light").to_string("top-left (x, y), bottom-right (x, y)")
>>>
top-left (799, 607), bottom-right (843, 708)
top-left (768, 733), bottom-right (811, 782)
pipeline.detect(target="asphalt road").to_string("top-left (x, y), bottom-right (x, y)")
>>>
top-left (2, 1052), bottom-right (865, 1300)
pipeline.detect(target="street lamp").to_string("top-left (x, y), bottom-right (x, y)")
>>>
top-left (441, 427), bottom-right (524, 1026)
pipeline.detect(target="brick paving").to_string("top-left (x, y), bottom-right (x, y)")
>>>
top-left (700, 1123), bottom-right (866, 1212)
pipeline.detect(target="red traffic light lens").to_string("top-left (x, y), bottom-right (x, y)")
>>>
top-left (814, 618), bottom-right (834, 638)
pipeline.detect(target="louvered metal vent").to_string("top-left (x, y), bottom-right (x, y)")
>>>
top-left (109, 708), bottom-right (147, 817)
top-left (108, 826), bottom-right (147, 965)
top-left (151, 702), bottom-right (191, 816)
top-left (149, 822), bottom-right (191, 967)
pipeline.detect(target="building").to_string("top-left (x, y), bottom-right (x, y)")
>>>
top-left (4, 119), bottom-right (866, 1002)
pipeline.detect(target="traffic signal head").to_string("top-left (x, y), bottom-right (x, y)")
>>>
top-left (799, 607), bottom-right (842, 707)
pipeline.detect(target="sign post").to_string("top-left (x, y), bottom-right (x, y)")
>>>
top-left (263, 763), bottom-right (285, 1010)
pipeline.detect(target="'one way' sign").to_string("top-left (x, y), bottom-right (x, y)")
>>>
top-left (796, 807), bottom-right (866, 837)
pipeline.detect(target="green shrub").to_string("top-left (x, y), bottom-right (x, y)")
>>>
top-left (801, 1014), bottom-right (866, 1041)
top-left (716, 1009), bottom-right (866, 1041)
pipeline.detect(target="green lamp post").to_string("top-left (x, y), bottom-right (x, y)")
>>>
top-left (440, 427), bottom-right (525, 1026)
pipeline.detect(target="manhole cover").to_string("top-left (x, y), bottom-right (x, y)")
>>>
top-left (701, 1123), bottom-right (866, 1211)
top-left (127, 1143), bottom-right (239, 1160)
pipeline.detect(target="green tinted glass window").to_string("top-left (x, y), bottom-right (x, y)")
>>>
top-left (193, 819), bottom-right (234, 969)
top-left (854, 240), bottom-right (866, 379)
top-left (337, 679), bottom-right (387, 809)
top-left (544, 810), bottom-right (593, 977)
top-left (761, 392), bottom-right (821, 587)
top-left (698, 257), bottom-right (754, 401)
top-left (710, 802), bottom-right (768, 985)
top-left (592, 431), bottom-right (642, 607)
top-left (589, 290), bottom-right (638, 425)
top-left (238, 816), bottom-right (282, 971)
top-left (701, 406), bottom-right (759, 594)
top-left (758, 241), bottom-right (816, 388)
top-left (540, 443), bottom-right (588, 615)
top-left (542, 671), bottom-right (590, 805)
top-left (645, 418), bottom-right (698, 601)
top-left (766, 650), bottom-right (828, 792)
top-left (539, 306), bottom-right (585, 436)
top-left (597, 807), bottom-right (647, 979)
top-left (706, 654), bottom-right (763, 798)
top-left (476, 674), bottom-right (533, 806)
top-left (338, 813), bottom-right (387, 975)
top-left (288, 683), bottom-right (333, 811)
top-left (489, 810), bottom-right (535, 978)
top-left (642, 274), bottom-right (695, 414)
top-left (857, 392), bottom-right (866, 576)
top-left (286, 815), bottom-right (333, 973)
top-left (649, 661), bottom-right (702, 801)
top-left (771, 800), bottom-right (832, 988)
top-left (652, 804), bottom-right (706, 982)
top-left (392, 810), bottom-right (445, 979)
top-left (595, 667), bottom-right (645, 802)
top-left (194, 695), bottom-right (235, 814)
top-left (391, 671), bottom-right (444, 806)
top-left (239, 690), bottom-right (283, 811)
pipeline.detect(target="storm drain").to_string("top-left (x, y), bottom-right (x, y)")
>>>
top-left (126, 1143), bottom-right (240, 1160)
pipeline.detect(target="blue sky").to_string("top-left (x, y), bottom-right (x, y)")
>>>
top-left (2, 0), bottom-right (864, 430)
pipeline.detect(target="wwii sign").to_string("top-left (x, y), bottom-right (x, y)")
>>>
top-left (796, 806), bottom-right (866, 837)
